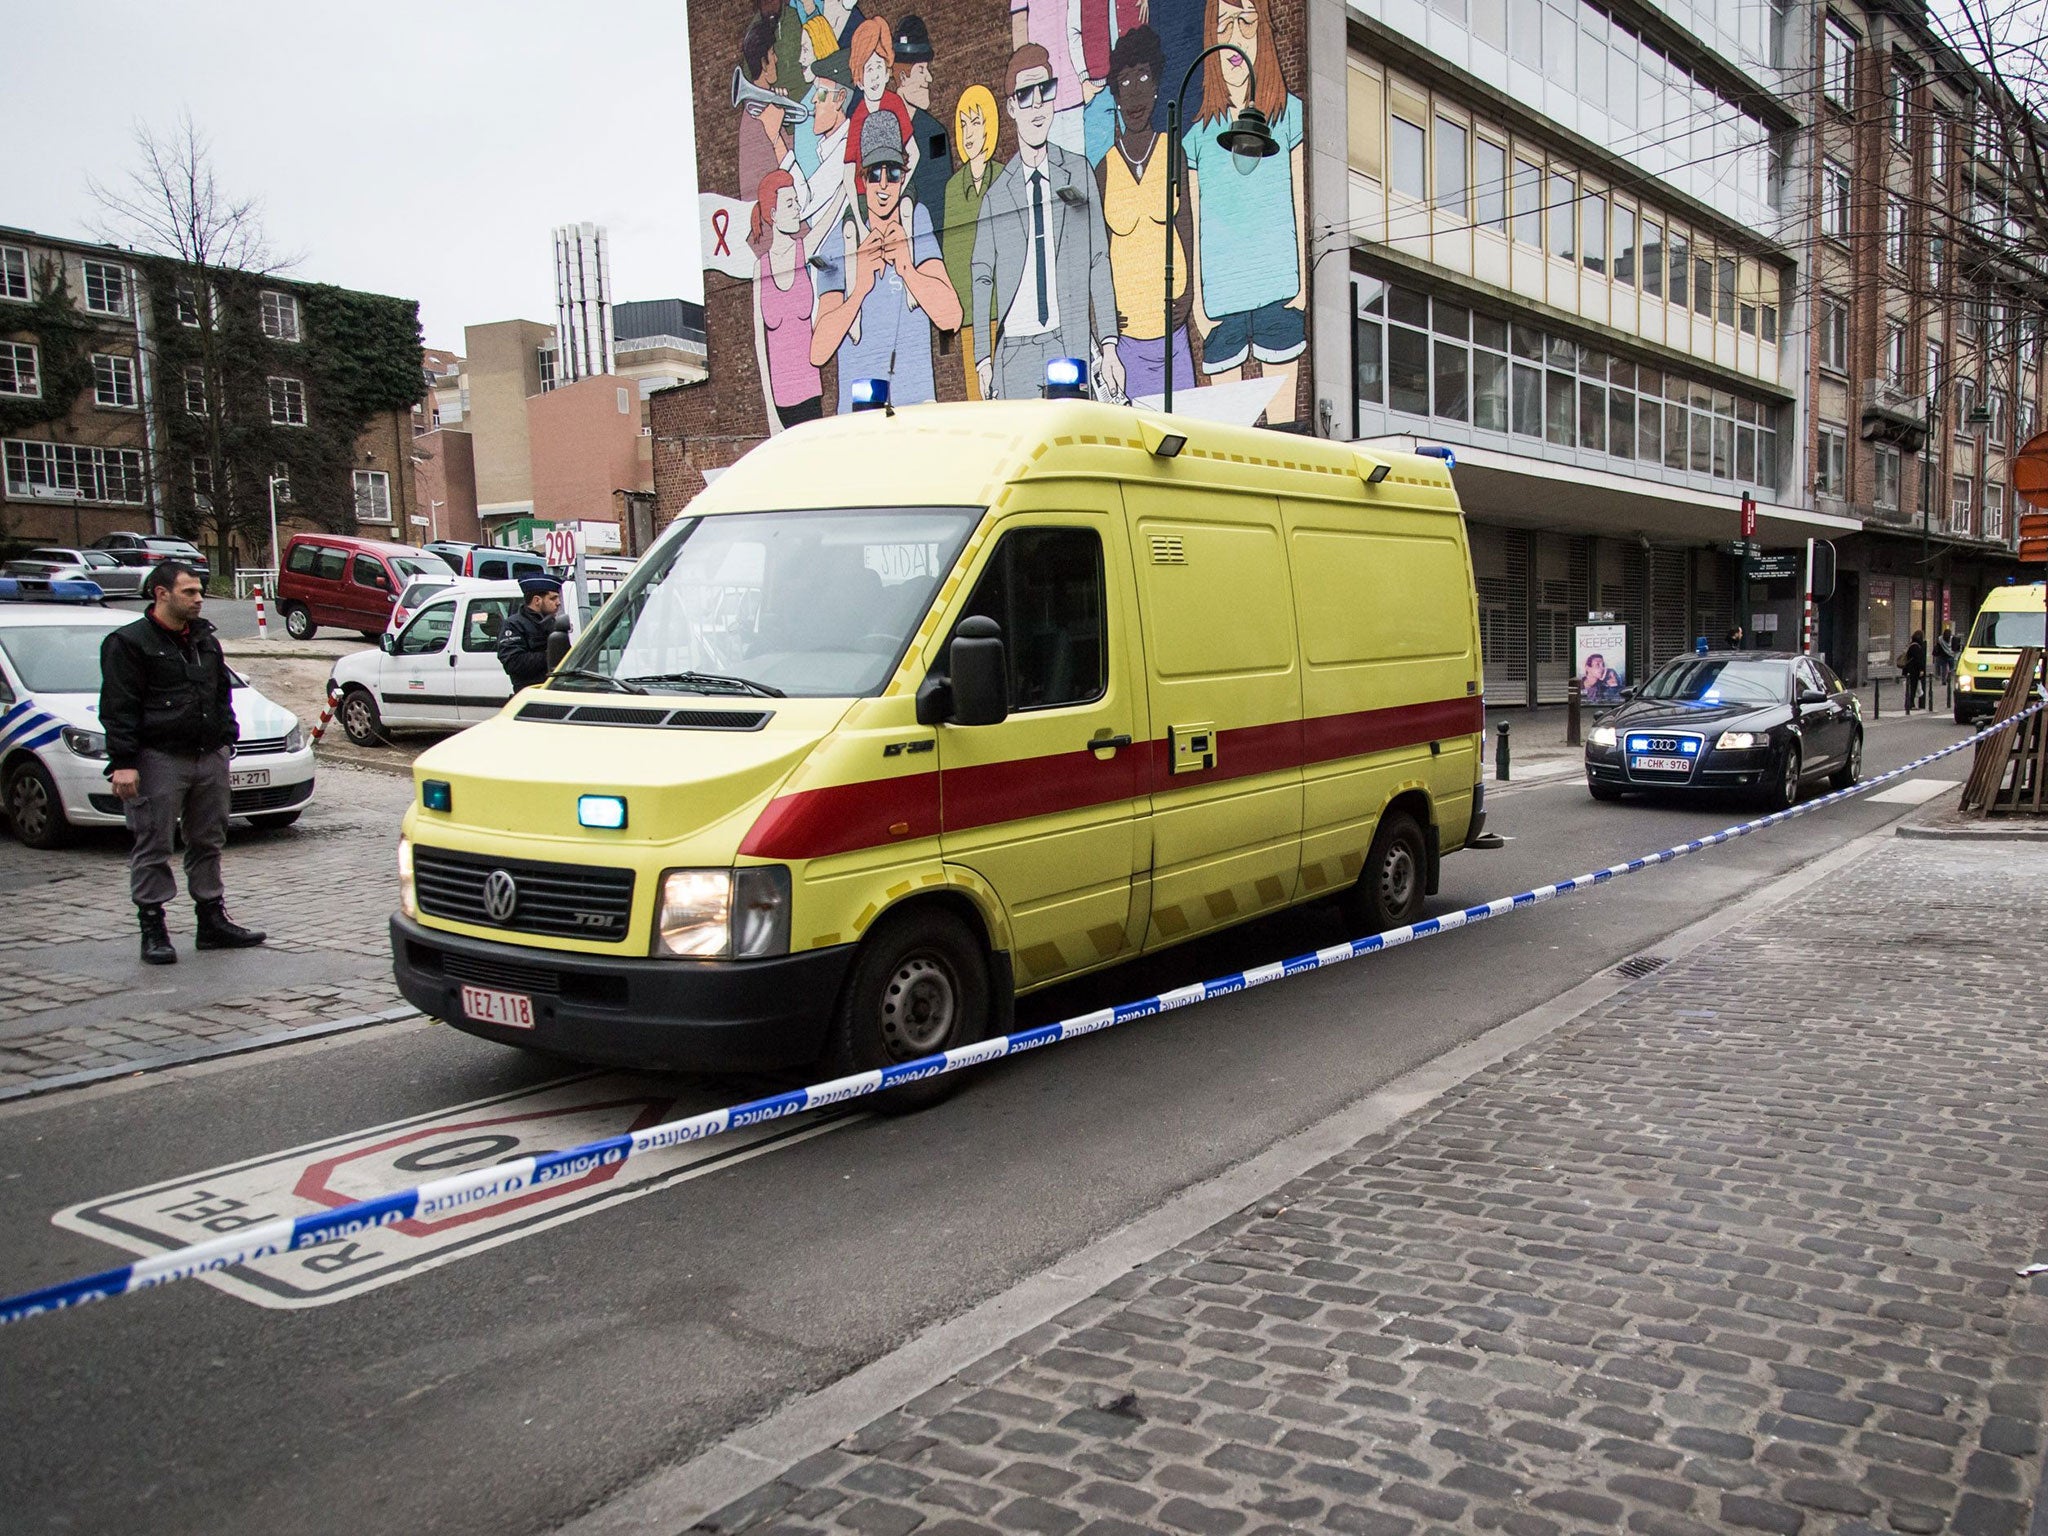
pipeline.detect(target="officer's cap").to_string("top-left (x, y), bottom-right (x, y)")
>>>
top-left (519, 573), bottom-right (564, 597)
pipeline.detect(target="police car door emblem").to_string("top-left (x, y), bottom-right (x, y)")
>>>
top-left (483, 870), bottom-right (519, 923)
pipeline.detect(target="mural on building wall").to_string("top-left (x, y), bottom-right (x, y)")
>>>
top-left (700, 0), bottom-right (1307, 433)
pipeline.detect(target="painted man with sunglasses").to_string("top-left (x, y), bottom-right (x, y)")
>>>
top-left (970, 44), bottom-right (1124, 403)
top-left (810, 110), bottom-right (963, 413)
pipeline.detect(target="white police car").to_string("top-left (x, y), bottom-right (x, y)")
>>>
top-left (0, 600), bottom-right (316, 848)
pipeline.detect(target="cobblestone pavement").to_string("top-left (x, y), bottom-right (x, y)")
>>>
top-left (696, 837), bottom-right (2048, 1536)
top-left (0, 760), bottom-right (413, 1090)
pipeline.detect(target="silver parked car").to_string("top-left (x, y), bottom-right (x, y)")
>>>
top-left (22, 548), bottom-right (148, 598)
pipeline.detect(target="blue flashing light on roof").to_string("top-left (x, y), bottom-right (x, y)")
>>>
top-left (1043, 357), bottom-right (1089, 399)
top-left (0, 578), bottom-right (105, 605)
top-left (1418, 445), bottom-right (1457, 469)
top-left (849, 378), bottom-right (891, 413)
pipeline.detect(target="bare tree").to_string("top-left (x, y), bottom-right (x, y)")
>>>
top-left (89, 112), bottom-right (298, 580)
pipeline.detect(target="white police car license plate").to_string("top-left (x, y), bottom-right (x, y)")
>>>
top-left (460, 985), bottom-right (535, 1030)
top-left (229, 768), bottom-right (270, 789)
top-left (1631, 755), bottom-right (1691, 773)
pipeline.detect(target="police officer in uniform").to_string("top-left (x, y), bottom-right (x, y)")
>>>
top-left (497, 573), bottom-right (565, 690)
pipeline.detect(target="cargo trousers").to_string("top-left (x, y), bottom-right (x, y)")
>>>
top-left (124, 746), bottom-right (232, 908)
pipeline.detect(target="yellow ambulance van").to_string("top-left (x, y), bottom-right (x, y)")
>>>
top-left (1953, 581), bottom-right (2045, 723)
top-left (390, 398), bottom-right (1486, 1086)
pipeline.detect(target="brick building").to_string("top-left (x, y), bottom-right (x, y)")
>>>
top-left (1802, 0), bottom-right (2045, 675)
top-left (0, 225), bottom-right (421, 569)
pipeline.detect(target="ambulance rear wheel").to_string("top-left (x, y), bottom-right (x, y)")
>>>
top-left (830, 907), bottom-right (990, 1113)
top-left (5, 759), bottom-right (71, 850)
top-left (1346, 811), bottom-right (1427, 934)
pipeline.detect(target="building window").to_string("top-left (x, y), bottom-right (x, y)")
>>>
top-left (1612, 204), bottom-right (1635, 285)
top-left (1927, 341), bottom-right (1943, 400)
top-left (536, 346), bottom-right (558, 394)
top-left (1580, 192), bottom-right (1606, 274)
top-left (1390, 112), bottom-right (1426, 201)
top-left (268, 376), bottom-right (307, 426)
top-left (1547, 172), bottom-right (1575, 258)
top-left (1955, 376), bottom-right (1976, 438)
top-left (1929, 235), bottom-right (1947, 292)
top-left (1986, 482), bottom-right (2006, 540)
top-left (3, 439), bottom-right (146, 504)
top-left (1762, 293), bottom-right (1778, 344)
top-left (184, 366), bottom-right (207, 417)
top-left (1355, 281), bottom-right (1386, 410)
top-left (1822, 160), bottom-right (1851, 239)
top-left (1642, 220), bottom-right (1663, 297)
top-left (1885, 195), bottom-right (1909, 271)
top-left (1875, 444), bottom-right (1901, 509)
top-left (91, 353), bottom-right (137, 409)
top-left (1883, 321), bottom-right (1907, 387)
top-left (1511, 158), bottom-right (1541, 246)
top-left (1717, 255), bottom-right (1736, 327)
top-left (1474, 138), bottom-right (1507, 231)
top-left (1823, 17), bottom-right (1856, 110)
top-left (1668, 231), bottom-right (1689, 306)
top-left (353, 469), bottom-right (392, 524)
top-left (1819, 294), bottom-right (1849, 374)
top-left (1818, 425), bottom-right (1848, 497)
top-left (260, 291), bottom-right (302, 342)
top-left (0, 341), bottom-right (39, 398)
top-left (1989, 389), bottom-right (2007, 446)
top-left (1891, 65), bottom-right (1915, 146)
top-left (0, 245), bottom-right (29, 303)
top-left (271, 463), bottom-right (293, 503)
top-left (1951, 473), bottom-right (1973, 533)
top-left (1693, 250), bottom-right (1713, 317)
top-left (1347, 62), bottom-right (1384, 179)
top-left (82, 260), bottom-right (130, 317)
top-left (1434, 116), bottom-right (1468, 214)
top-left (191, 454), bottom-right (214, 499)
top-left (174, 280), bottom-right (202, 328)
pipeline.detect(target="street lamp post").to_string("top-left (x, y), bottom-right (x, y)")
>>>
top-left (1162, 45), bottom-right (1281, 414)
top-left (266, 473), bottom-right (284, 581)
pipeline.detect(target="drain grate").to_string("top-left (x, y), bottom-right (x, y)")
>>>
top-left (1614, 954), bottom-right (1668, 980)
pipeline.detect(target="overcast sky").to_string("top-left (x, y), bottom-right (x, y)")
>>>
top-left (5, 0), bottom-right (705, 353)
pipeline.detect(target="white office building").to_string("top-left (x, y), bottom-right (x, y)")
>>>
top-left (551, 222), bottom-right (616, 383)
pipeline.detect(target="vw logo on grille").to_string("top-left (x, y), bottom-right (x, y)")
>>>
top-left (482, 870), bottom-right (519, 924)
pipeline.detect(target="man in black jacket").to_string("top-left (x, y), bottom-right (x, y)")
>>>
top-left (100, 561), bottom-right (266, 965)
top-left (497, 573), bottom-right (564, 690)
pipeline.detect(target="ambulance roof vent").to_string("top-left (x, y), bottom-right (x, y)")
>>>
top-left (518, 701), bottom-right (772, 731)
top-left (1150, 535), bottom-right (1186, 565)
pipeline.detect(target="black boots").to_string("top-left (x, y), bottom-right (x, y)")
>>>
top-left (195, 898), bottom-right (266, 950)
top-left (138, 904), bottom-right (176, 966)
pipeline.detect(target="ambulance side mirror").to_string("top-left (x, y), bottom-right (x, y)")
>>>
top-left (546, 629), bottom-right (573, 671)
top-left (947, 616), bottom-right (1009, 727)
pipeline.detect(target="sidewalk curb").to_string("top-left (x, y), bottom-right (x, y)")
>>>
top-left (0, 1004), bottom-right (421, 1105)
top-left (555, 821), bottom-right (1903, 1536)
top-left (312, 747), bottom-right (419, 779)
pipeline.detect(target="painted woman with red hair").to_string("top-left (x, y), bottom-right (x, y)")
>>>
top-left (749, 169), bottom-right (824, 429)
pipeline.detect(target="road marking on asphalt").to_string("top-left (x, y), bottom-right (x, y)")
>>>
top-left (1865, 776), bottom-right (1959, 805)
top-left (53, 1073), bottom-right (859, 1309)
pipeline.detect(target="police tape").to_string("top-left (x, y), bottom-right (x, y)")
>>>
top-left (2, 700), bottom-right (2041, 1328)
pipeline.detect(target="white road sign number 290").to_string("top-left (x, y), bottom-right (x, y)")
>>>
top-left (54, 1072), bottom-right (856, 1309)
top-left (543, 528), bottom-right (579, 568)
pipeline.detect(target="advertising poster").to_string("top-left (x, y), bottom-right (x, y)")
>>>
top-left (1575, 623), bottom-right (1628, 704)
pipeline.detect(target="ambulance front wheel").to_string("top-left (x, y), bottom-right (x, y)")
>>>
top-left (1345, 810), bottom-right (1428, 935)
top-left (830, 906), bottom-right (991, 1113)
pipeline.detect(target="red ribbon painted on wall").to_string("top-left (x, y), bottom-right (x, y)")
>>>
top-left (711, 209), bottom-right (732, 257)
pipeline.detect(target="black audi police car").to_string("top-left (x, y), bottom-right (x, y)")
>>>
top-left (1584, 651), bottom-right (1863, 809)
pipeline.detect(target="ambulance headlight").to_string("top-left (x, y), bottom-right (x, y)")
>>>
top-left (654, 866), bottom-right (791, 959)
top-left (61, 727), bottom-right (109, 759)
top-left (398, 835), bottom-right (416, 919)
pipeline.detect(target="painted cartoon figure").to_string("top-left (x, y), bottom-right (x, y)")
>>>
top-left (970, 44), bottom-right (1123, 402)
top-left (737, 12), bottom-right (799, 205)
top-left (1008, 0), bottom-right (1088, 152)
top-left (1183, 0), bottom-right (1305, 422)
top-left (750, 170), bottom-right (824, 429)
top-left (796, 49), bottom-right (856, 236)
top-left (811, 111), bottom-right (962, 411)
top-left (943, 84), bottom-right (1002, 400)
top-left (893, 16), bottom-right (951, 248)
top-left (1096, 25), bottom-right (1193, 401)
top-left (841, 17), bottom-right (918, 232)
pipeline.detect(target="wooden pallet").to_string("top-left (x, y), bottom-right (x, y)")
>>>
top-left (1960, 648), bottom-right (2045, 816)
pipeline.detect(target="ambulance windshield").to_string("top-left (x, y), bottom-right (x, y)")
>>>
top-left (563, 507), bottom-right (981, 698)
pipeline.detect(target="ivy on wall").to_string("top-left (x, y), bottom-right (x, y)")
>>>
top-left (139, 259), bottom-right (424, 557)
top-left (0, 259), bottom-right (98, 439)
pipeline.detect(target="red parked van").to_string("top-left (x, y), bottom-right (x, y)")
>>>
top-left (276, 534), bottom-right (443, 640)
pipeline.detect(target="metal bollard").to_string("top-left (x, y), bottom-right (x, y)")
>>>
top-left (1566, 677), bottom-right (1582, 747)
top-left (1872, 678), bottom-right (1881, 719)
top-left (1496, 721), bottom-right (1510, 782)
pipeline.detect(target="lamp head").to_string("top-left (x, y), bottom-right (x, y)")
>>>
top-left (1217, 105), bottom-right (1279, 176)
